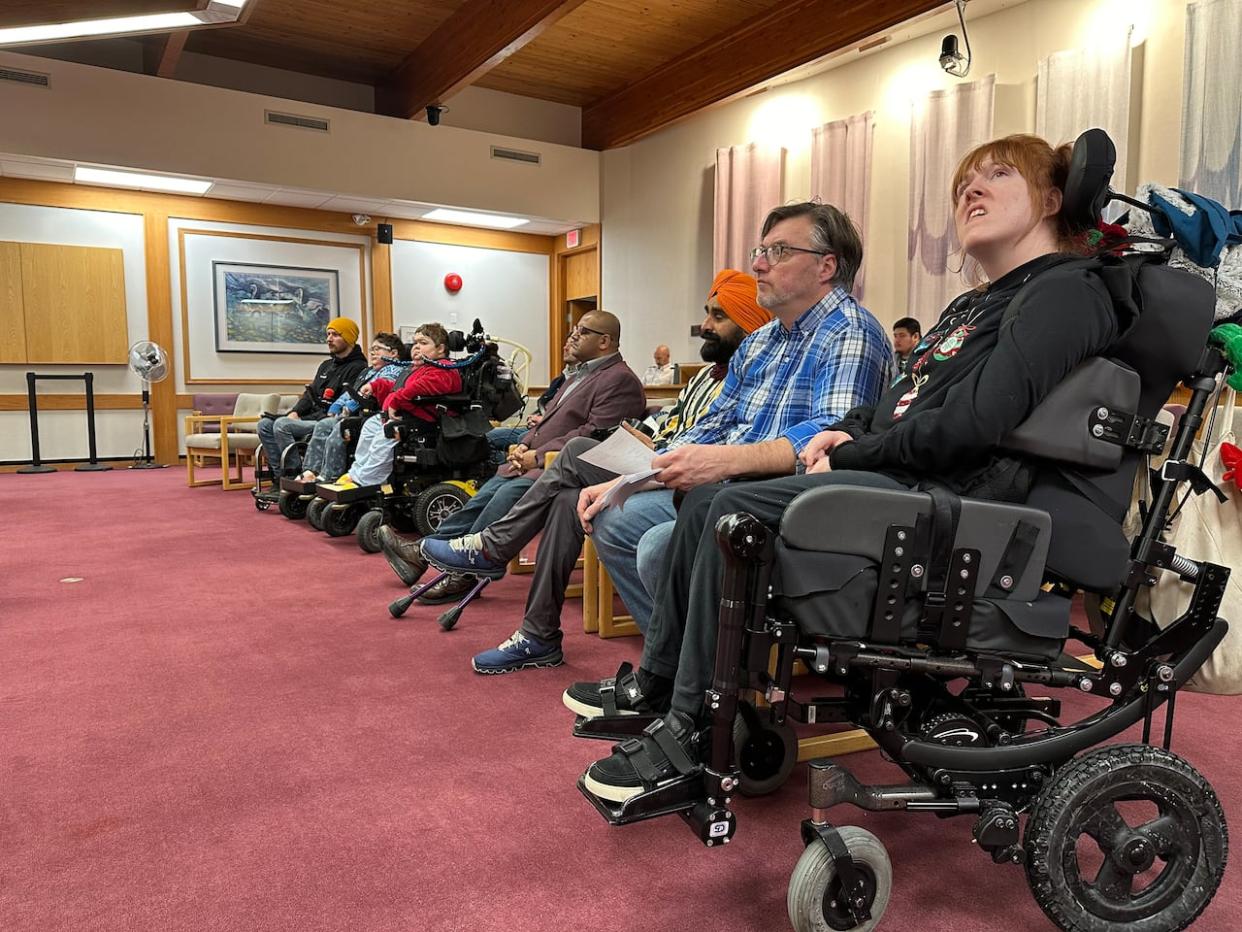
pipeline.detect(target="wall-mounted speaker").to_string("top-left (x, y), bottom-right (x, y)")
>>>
top-left (377, 223), bottom-right (394, 245)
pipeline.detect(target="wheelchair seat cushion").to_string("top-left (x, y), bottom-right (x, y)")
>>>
top-left (775, 485), bottom-right (1067, 662)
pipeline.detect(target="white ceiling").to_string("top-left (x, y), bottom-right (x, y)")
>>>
top-left (0, 152), bottom-right (580, 235)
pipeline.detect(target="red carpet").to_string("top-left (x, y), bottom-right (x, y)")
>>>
top-left (1, 470), bottom-right (1238, 931)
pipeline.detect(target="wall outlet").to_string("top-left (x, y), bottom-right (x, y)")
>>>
top-left (449, 312), bottom-right (459, 324)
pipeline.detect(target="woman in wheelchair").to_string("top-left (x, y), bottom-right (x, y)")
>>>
top-left (297, 331), bottom-right (409, 484)
top-left (331, 323), bottom-right (462, 491)
top-left (574, 133), bottom-right (1141, 802)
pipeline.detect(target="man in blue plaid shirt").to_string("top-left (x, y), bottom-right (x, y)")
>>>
top-left (557, 202), bottom-right (892, 715)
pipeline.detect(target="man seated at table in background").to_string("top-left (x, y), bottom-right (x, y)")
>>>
top-left (641, 344), bottom-right (677, 385)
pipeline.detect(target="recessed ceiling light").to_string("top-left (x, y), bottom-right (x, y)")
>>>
top-left (422, 208), bottom-right (529, 229)
top-left (75, 167), bottom-right (213, 195)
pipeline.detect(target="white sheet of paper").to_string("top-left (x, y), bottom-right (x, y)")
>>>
top-left (598, 468), bottom-right (663, 511)
top-left (578, 427), bottom-right (658, 475)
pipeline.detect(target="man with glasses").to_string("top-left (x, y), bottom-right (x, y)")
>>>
top-left (400, 309), bottom-right (646, 604)
top-left (562, 201), bottom-right (892, 729)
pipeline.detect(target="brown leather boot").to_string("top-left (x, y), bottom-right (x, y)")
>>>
top-left (377, 525), bottom-right (428, 586)
top-left (416, 573), bottom-right (476, 605)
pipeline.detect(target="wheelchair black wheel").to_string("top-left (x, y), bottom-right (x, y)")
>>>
top-left (787, 826), bottom-right (891, 932)
top-left (356, 510), bottom-right (384, 553)
top-left (1024, 744), bottom-right (1227, 932)
top-left (278, 493), bottom-right (309, 520)
top-left (415, 483), bottom-right (471, 536)
top-left (324, 504), bottom-right (361, 538)
top-left (306, 498), bottom-right (329, 531)
top-left (733, 701), bottom-right (798, 797)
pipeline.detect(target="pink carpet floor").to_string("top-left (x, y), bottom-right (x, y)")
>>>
top-left (1, 469), bottom-right (1238, 931)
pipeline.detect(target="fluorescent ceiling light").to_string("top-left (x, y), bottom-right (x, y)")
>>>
top-left (0, 13), bottom-right (200, 45)
top-left (422, 208), bottom-right (529, 229)
top-left (75, 166), bottom-right (213, 195)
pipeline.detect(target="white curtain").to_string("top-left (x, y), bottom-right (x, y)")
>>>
top-left (714, 143), bottom-right (784, 274)
top-left (907, 76), bottom-right (995, 328)
top-left (1181, 0), bottom-right (1242, 207)
top-left (810, 112), bottom-right (875, 298)
top-left (1036, 27), bottom-right (1132, 199)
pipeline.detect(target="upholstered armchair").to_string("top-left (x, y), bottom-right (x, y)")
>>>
top-left (184, 392), bottom-right (279, 489)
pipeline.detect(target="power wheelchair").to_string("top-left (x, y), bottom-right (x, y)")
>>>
top-left (573, 130), bottom-right (1235, 931)
top-left (305, 321), bottom-right (519, 552)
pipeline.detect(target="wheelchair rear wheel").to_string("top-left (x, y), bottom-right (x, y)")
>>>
top-left (306, 498), bottom-right (329, 531)
top-left (733, 700), bottom-right (798, 796)
top-left (278, 492), bottom-right (309, 520)
top-left (788, 826), bottom-right (891, 932)
top-left (415, 482), bottom-right (471, 536)
top-left (324, 504), bottom-right (361, 537)
top-left (1024, 744), bottom-right (1227, 932)
top-left (355, 510), bottom-right (384, 553)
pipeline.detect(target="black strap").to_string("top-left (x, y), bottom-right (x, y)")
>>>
top-left (921, 484), bottom-right (963, 634)
top-left (984, 520), bottom-right (1040, 597)
top-left (598, 662), bottom-right (639, 717)
top-left (618, 718), bottom-right (697, 785)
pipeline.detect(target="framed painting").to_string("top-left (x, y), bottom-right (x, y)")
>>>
top-left (212, 261), bottom-right (340, 354)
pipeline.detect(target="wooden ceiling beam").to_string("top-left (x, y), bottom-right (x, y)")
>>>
top-left (377, 0), bottom-right (590, 121)
top-left (582, 0), bottom-right (946, 150)
top-left (143, 30), bottom-right (190, 77)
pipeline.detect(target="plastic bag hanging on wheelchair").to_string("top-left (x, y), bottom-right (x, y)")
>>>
top-left (1139, 388), bottom-right (1242, 694)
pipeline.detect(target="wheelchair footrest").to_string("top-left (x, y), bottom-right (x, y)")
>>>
top-left (279, 478), bottom-right (317, 495)
top-left (576, 771), bottom-right (705, 826)
top-left (316, 482), bottom-right (382, 504)
top-left (573, 712), bottom-right (662, 741)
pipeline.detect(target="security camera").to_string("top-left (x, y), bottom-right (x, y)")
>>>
top-left (426, 105), bottom-right (445, 126)
top-left (351, 213), bottom-right (372, 226)
top-left (939, 0), bottom-right (972, 77)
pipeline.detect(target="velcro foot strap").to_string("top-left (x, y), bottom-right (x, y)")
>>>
top-left (615, 718), bottom-right (697, 787)
top-left (598, 662), bottom-right (635, 717)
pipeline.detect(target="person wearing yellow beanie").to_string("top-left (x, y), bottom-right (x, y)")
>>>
top-left (327, 317), bottom-right (360, 347)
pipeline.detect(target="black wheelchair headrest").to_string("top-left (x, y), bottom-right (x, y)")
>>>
top-left (1062, 128), bottom-right (1116, 234)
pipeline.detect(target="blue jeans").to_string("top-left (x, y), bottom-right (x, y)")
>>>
top-left (589, 489), bottom-right (677, 635)
top-left (636, 521), bottom-right (676, 602)
top-left (487, 426), bottom-right (528, 466)
top-left (432, 472), bottom-right (534, 539)
top-left (256, 415), bottom-right (316, 476)
top-left (302, 416), bottom-right (349, 480)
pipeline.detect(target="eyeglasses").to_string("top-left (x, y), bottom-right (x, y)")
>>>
top-left (571, 324), bottom-right (608, 339)
top-left (749, 243), bottom-right (831, 266)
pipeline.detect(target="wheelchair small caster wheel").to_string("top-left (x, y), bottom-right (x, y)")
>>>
top-left (278, 492), bottom-right (308, 520)
top-left (733, 700), bottom-right (797, 796)
top-left (254, 499), bottom-right (271, 511)
top-left (324, 504), bottom-right (360, 538)
top-left (788, 826), bottom-right (891, 932)
top-left (306, 498), bottom-right (329, 531)
top-left (355, 510), bottom-right (384, 553)
top-left (1024, 744), bottom-right (1227, 932)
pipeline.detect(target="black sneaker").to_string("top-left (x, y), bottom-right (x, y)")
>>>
top-left (583, 711), bottom-right (700, 803)
top-left (562, 663), bottom-right (672, 718)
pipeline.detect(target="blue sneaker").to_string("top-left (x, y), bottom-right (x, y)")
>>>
top-left (421, 533), bottom-right (508, 579)
top-left (472, 630), bottom-right (564, 674)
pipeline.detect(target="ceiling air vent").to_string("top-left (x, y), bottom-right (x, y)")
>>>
top-left (0, 67), bottom-right (50, 88)
top-left (490, 146), bottom-right (541, 166)
top-left (265, 110), bottom-right (331, 133)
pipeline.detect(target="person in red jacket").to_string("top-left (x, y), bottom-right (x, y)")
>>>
top-left (331, 323), bottom-right (461, 489)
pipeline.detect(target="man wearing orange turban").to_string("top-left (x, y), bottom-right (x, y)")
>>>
top-left (708, 269), bottom-right (771, 336)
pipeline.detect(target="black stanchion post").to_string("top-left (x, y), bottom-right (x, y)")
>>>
top-left (16, 372), bottom-right (56, 474)
top-left (76, 371), bottom-right (111, 472)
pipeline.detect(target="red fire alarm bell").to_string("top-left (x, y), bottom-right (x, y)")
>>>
top-left (444, 273), bottom-right (463, 293)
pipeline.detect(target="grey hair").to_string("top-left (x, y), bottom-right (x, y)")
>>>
top-left (760, 201), bottom-right (864, 293)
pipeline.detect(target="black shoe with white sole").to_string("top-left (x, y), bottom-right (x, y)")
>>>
top-left (583, 711), bottom-right (700, 803)
top-left (562, 662), bottom-right (673, 719)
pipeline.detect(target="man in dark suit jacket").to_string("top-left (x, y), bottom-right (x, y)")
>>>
top-left (395, 310), bottom-right (646, 602)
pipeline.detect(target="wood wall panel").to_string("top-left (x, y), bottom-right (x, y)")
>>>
top-left (20, 244), bottom-right (129, 364)
top-left (563, 250), bottom-right (598, 300)
top-left (0, 243), bottom-right (25, 364)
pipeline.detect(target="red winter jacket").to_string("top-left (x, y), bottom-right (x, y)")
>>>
top-left (368, 362), bottom-right (462, 422)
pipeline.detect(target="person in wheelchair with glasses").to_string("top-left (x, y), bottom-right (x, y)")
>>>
top-left (573, 133), bottom-right (1138, 800)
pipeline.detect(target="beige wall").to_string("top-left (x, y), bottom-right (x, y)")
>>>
top-left (0, 50), bottom-right (600, 226)
top-left (601, 0), bottom-right (1188, 366)
top-left (441, 86), bottom-right (582, 148)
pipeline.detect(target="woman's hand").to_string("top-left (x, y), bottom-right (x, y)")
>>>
top-left (799, 430), bottom-right (853, 468)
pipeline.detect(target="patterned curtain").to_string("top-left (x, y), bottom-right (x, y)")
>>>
top-left (1036, 27), bottom-right (1132, 201)
top-left (713, 143), bottom-right (784, 274)
top-left (907, 76), bottom-right (995, 328)
top-left (810, 112), bottom-right (875, 298)
top-left (1181, 0), bottom-right (1242, 207)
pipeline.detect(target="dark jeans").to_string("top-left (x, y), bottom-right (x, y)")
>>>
top-left (432, 473), bottom-right (534, 539)
top-left (640, 470), bottom-right (906, 717)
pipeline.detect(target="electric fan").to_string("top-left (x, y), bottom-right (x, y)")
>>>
top-left (127, 341), bottom-right (169, 469)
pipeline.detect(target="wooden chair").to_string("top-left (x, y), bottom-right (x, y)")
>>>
top-left (184, 392), bottom-right (279, 489)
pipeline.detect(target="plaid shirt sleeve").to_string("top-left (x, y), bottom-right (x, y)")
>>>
top-left (779, 318), bottom-right (894, 454)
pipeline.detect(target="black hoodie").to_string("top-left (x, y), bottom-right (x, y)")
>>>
top-left (291, 343), bottom-right (368, 420)
top-left (829, 254), bottom-right (1136, 500)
